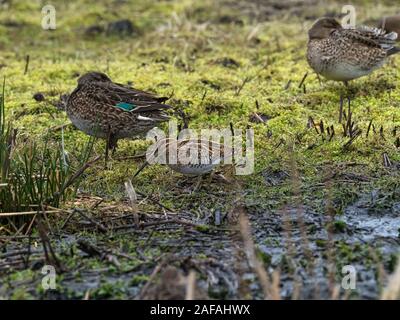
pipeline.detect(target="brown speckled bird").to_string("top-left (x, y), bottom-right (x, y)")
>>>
top-left (307, 17), bottom-right (400, 85)
top-left (147, 138), bottom-right (233, 176)
top-left (66, 71), bottom-right (171, 161)
top-left (133, 138), bottom-right (234, 191)
top-left (134, 137), bottom-right (234, 177)
top-left (378, 15), bottom-right (400, 41)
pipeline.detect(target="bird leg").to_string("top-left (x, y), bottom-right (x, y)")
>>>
top-left (105, 134), bottom-right (111, 168)
top-left (105, 128), bottom-right (118, 168)
top-left (109, 138), bottom-right (118, 155)
top-left (343, 80), bottom-right (352, 105)
top-left (339, 94), bottom-right (344, 123)
top-left (339, 81), bottom-right (352, 123)
top-left (191, 175), bottom-right (203, 194)
top-left (343, 81), bottom-right (349, 100)
top-left (179, 175), bottom-right (203, 194)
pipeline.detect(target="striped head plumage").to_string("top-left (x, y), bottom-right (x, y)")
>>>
top-left (307, 17), bottom-right (400, 82)
top-left (65, 71), bottom-right (172, 151)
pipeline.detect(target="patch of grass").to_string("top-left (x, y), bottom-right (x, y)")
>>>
top-left (332, 220), bottom-right (347, 233)
top-left (91, 280), bottom-right (128, 299)
top-left (0, 81), bottom-right (96, 230)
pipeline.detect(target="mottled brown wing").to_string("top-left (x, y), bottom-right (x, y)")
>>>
top-left (85, 81), bottom-right (172, 114)
top-left (334, 27), bottom-right (397, 50)
top-left (330, 28), bottom-right (390, 69)
top-left (111, 81), bottom-right (169, 103)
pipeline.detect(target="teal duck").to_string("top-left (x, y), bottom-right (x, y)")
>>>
top-left (66, 71), bottom-right (171, 159)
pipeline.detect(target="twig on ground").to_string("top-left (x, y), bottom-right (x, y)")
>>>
top-left (298, 72), bottom-right (308, 88)
top-left (73, 208), bottom-right (108, 233)
top-left (124, 179), bottom-right (139, 225)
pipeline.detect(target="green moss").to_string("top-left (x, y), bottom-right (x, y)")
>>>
top-left (316, 239), bottom-right (327, 248)
top-left (91, 280), bottom-right (127, 299)
top-left (195, 224), bottom-right (211, 232)
top-left (332, 220), bottom-right (347, 233)
top-left (387, 254), bottom-right (399, 274)
top-left (8, 269), bottom-right (34, 282)
top-left (256, 248), bottom-right (272, 266)
top-left (10, 288), bottom-right (34, 300)
top-left (129, 274), bottom-right (149, 286)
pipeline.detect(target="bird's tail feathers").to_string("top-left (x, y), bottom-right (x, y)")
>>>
top-left (387, 46), bottom-right (400, 56)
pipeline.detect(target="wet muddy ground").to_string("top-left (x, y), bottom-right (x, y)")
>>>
top-left (1, 173), bottom-right (399, 299)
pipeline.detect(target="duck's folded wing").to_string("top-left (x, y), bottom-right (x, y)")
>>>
top-left (94, 81), bottom-right (171, 104)
top-left (87, 82), bottom-right (172, 113)
top-left (334, 26), bottom-right (398, 51)
top-left (111, 82), bottom-right (169, 103)
top-left (357, 26), bottom-right (397, 47)
top-left (113, 82), bottom-right (169, 102)
top-left (113, 100), bottom-right (172, 113)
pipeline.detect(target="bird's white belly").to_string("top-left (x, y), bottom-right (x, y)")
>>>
top-left (169, 163), bottom-right (216, 176)
top-left (68, 114), bottom-right (146, 139)
top-left (322, 62), bottom-right (382, 81)
top-left (68, 114), bottom-right (108, 138)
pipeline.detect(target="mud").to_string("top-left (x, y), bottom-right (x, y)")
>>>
top-left (1, 187), bottom-right (399, 299)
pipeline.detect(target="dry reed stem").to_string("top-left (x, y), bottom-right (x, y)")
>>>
top-left (238, 205), bottom-right (278, 299)
top-left (185, 270), bottom-right (196, 300)
top-left (381, 257), bottom-right (400, 300)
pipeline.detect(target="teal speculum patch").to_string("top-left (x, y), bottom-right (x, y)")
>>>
top-left (115, 102), bottom-right (136, 111)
